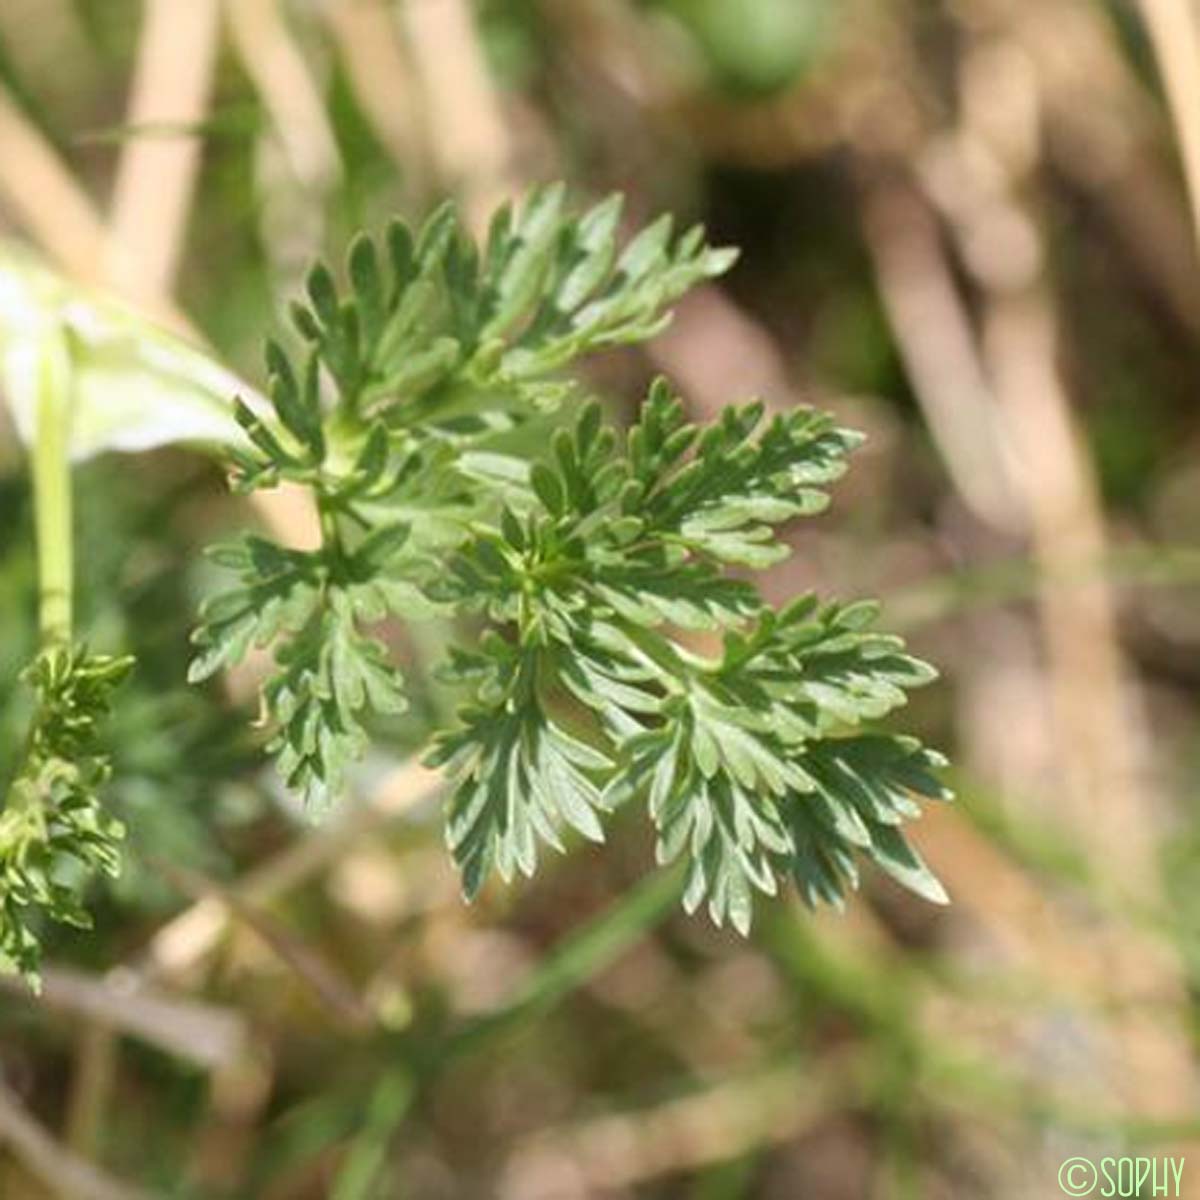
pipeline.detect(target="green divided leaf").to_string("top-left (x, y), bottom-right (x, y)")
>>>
top-left (795, 735), bottom-right (951, 906)
top-left (189, 185), bottom-right (951, 936)
top-left (188, 536), bottom-right (324, 683)
top-left (430, 397), bottom-right (949, 925)
top-left (255, 186), bottom-right (737, 441)
top-left (626, 379), bottom-right (862, 565)
top-left (190, 530), bottom-right (416, 806)
top-left (265, 590), bottom-right (408, 809)
top-left (427, 647), bottom-right (612, 899)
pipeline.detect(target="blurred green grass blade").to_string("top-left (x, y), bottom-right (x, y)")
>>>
top-left (330, 1072), bottom-right (415, 1200)
top-left (72, 105), bottom-right (259, 146)
top-left (690, 1154), bottom-right (761, 1199)
top-left (326, 869), bottom-right (682, 1199)
top-left (888, 545), bottom-right (1200, 632)
top-left (447, 866), bottom-right (684, 1060)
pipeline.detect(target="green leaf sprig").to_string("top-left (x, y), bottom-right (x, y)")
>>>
top-left (190, 186), bottom-right (733, 807)
top-left (427, 387), bottom-right (950, 930)
top-left (0, 646), bottom-right (133, 987)
top-left (193, 186), bottom-right (952, 932)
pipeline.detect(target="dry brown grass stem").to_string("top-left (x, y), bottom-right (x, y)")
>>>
top-left (152, 858), bottom-right (376, 1031)
top-left (324, 0), bottom-right (430, 191)
top-left (498, 1060), bottom-right (842, 1199)
top-left (0, 1080), bottom-right (154, 1200)
top-left (1018, 0), bottom-right (1200, 334)
top-left (0, 966), bottom-right (247, 1069)
top-left (950, 21), bottom-right (1192, 1124)
top-left (1137, 0), bottom-right (1200, 259)
top-left (106, 0), bottom-right (222, 306)
top-left (0, 91), bottom-right (107, 283)
top-left (107, 0), bottom-right (319, 545)
top-left (224, 0), bottom-right (340, 191)
top-left (63, 1024), bottom-right (117, 1158)
top-left (141, 760), bottom-right (443, 984)
top-left (945, 29), bottom-right (1156, 891)
top-left (399, 0), bottom-right (519, 235)
top-left (861, 180), bottom-right (1019, 530)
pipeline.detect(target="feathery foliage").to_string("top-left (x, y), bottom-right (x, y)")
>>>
top-left (0, 646), bottom-right (132, 987)
top-left (192, 186), bottom-right (951, 931)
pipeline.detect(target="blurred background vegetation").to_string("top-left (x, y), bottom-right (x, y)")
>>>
top-left (3, 0), bottom-right (1200, 1196)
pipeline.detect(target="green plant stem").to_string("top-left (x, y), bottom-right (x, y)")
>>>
top-left (32, 325), bottom-right (74, 646)
top-left (318, 495), bottom-right (340, 548)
